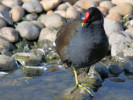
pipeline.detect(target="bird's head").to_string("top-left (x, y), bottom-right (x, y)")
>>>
top-left (82, 7), bottom-right (103, 26)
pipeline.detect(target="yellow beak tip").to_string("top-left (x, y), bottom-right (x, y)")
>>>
top-left (82, 23), bottom-right (85, 26)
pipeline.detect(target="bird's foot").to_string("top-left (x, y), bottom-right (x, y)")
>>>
top-left (71, 83), bottom-right (93, 96)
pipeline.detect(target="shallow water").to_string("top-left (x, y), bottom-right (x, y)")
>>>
top-left (0, 63), bottom-right (133, 100)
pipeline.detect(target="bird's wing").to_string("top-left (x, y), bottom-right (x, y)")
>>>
top-left (55, 19), bottom-right (82, 63)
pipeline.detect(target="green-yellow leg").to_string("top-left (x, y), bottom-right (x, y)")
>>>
top-left (73, 68), bottom-right (93, 96)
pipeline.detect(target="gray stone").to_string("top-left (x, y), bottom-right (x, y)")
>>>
top-left (16, 21), bottom-right (40, 40)
top-left (57, 3), bottom-right (69, 11)
top-left (0, 12), bottom-right (13, 25)
top-left (109, 63), bottom-right (123, 76)
top-left (2, 0), bottom-right (22, 8)
top-left (122, 60), bottom-right (133, 74)
top-left (104, 18), bottom-right (124, 37)
top-left (31, 20), bottom-right (44, 28)
top-left (12, 52), bottom-right (42, 66)
top-left (109, 31), bottom-right (133, 60)
top-left (0, 55), bottom-right (17, 71)
top-left (22, 0), bottom-right (43, 13)
top-left (0, 27), bottom-right (19, 42)
top-left (39, 13), bottom-right (65, 29)
top-left (0, 4), bottom-right (10, 12)
top-left (94, 64), bottom-right (109, 78)
top-left (0, 17), bottom-right (7, 28)
top-left (112, 0), bottom-right (133, 6)
top-left (26, 13), bottom-right (38, 21)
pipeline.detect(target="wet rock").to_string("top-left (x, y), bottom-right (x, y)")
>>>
top-left (104, 18), bottom-right (124, 37)
top-left (66, 6), bottom-right (80, 19)
top-left (99, 1), bottom-right (114, 9)
top-left (0, 4), bottom-right (10, 12)
top-left (74, 0), bottom-right (98, 10)
top-left (22, 0), bottom-right (43, 13)
top-left (22, 66), bottom-right (44, 76)
top-left (63, 87), bottom-right (91, 100)
top-left (108, 63), bottom-right (123, 76)
top-left (94, 64), bottom-right (109, 78)
top-left (38, 28), bottom-right (56, 42)
top-left (57, 3), bottom-right (69, 11)
top-left (78, 72), bottom-right (102, 87)
top-left (0, 17), bottom-right (7, 28)
top-left (97, 6), bottom-right (108, 16)
top-left (0, 38), bottom-right (15, 56)
top-left (122, 60), bottom-right (133, 74)
top-left (112, 0), bottom-right (133, 6)
top-left (109, 3), bottom-right (133, 16)
top-left (2, 0), bottom-right (22, 8)
top-left (12, 52), bottom-right (41, 66)
top-left (40, 0), bottom-right (62, 11)
top-left (31, 20), bottom-right (44, 28)
top-left (16, 21), bottom-right (40, 40)
top-left (106, 12), bottom-right (122, 23)
top-left (0, 12), bottom-right (13, 25)
top-left (26, 13), bottom-right (38, 21)
top-left (0, 55), bottom-right (17, 71)
top-left (45, 51), bottom-right (60, 64)
top-left (109, 31), bottom-right (133, 60)
top-left (10, 6), bottom-right (25, 22)
top-left (0, 27), bottom-right (19, 43)
top-left (39, 13), bottom-right (65, 29)
top-left (125, 28), bottom-right (133, 34)
top-left (54, 10), bottom-right (66, 18)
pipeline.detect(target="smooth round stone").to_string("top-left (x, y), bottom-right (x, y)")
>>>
top-left (112, 0), bottom-right (133, 6)
top-left (66, 6), bottom-right (80, 19)
top-left (0, 12), bottom-right (13, 25)
top-left (104, 18), bottom-right (124, 37)
top-left (63, 0), bottom-right (77, 4)
top-left (97, 6), bottom-right (109, 16)
top-left (2, 0), bottom-right (22, 8)
top-left (46, 10), bottom-right (54, 15)
top-left (74, 0), bottom-right (98, 10)
top-left (99, 1), bottom-right (114, 9)
top-left (54, 10), bottom-right (66, 18)
top-left (0, 27), bottom-right (19, 42)
top-left (122, 60), bottom-right (133, 74)
top-left (57, 3), bottom-right (69, 11)
top-left (0, 4), bottom-right (10, 12)
top-left (0, 17), bottom-right (7, 28)
top-left (0, 55), bottom-right (17, 71)
top-left (109, 3), bottom-right (133, 16)
top-left (10, 6), bottom-right (25, 22)
top-left (16, 21), bottom-right (40, 40)
top-left (31, 20), bottom-right (44, 28)
top-left (40, 0), bottom-right (62, 11)
top-left (26, 13), bottom-right (38, 21)
top-left (22, 0), bottom-right (43, 13)
top-left (125, 28), bottom-right (133, 34)
top-left (39, 13), bottom-right (65, 29)
top-left (106, 12), bottom-right (122, 22)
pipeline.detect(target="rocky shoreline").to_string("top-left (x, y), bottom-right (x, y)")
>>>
top-left (0, 0), bottom-right (133, 99)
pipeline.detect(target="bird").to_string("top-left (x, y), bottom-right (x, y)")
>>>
top-left (55, 7), bottom-right (109, 96)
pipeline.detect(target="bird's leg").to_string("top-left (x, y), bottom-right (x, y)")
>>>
top-left (72, 67), bottom-right (93, 96)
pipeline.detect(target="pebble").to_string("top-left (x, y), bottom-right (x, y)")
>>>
top-left (0, 55), bottom-right (17, 71)
top-left (99, 1), bottom-right (114, 9)
top-left (74, 0), bottom-right (98, 10)
top-left (40, 0), bottom-right (62, 11)
top-left (104, 18), bottom-right (124, 37)
top-left (10, 6), bottom-right (25, 22)
top-left (97, 6), bottom-right (109, 16)
top-left (2, 0), bottom-right (22, 8)
top-left (39, 13), bottom-right (65, 29)
top-left (31, 20), bottom-right (44, 28)
top-left (26, 13), bottom-right (38, 21)
top-left (122, 60), bottom-right (133, 74)
top-left (106, 12), bottom-right (122, 22)
top-left (66, 6), bottom-right (80, 19)
top-left (0, 12), bottom-right (13, 25)
top-left (16, 21), bottom-right (40, 40)
top-left (0, 27), bottom-right (19, 42)
top-left (109, 3), bottom-right (133, 16)
top-left (57, 3), bottom-right (69, 11)
top-left (0, 17), bottom-right (7, 28)
top-left (125, 28), bottom-right (133, 34)
top-left (54, 10), bottom-right (66, 18)
top-left (22, 0), bottom-right (43, 13)
top-left (112, 0), bottom-right (133, 6)
top-left (0, 4), bottom-right (10, 12)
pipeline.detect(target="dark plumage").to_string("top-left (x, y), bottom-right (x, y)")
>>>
top-left (55, 7), bottom-right (109, 68)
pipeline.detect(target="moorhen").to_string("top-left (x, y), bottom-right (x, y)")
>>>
top-left (55, 7), bottom-right (109, 96)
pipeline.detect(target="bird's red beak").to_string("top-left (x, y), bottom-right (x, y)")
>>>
top-left (82, 11), bottom-right (89, 26)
